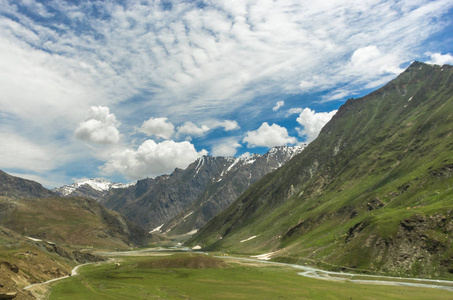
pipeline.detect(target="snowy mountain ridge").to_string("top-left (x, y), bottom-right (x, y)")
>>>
top-left (53, 178), bottom-right (135, 197)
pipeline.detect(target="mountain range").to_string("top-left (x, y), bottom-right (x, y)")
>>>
top-left (99, 145), bottom-right (306, 234)
top-left (189, 62), bottom-right (453, 278)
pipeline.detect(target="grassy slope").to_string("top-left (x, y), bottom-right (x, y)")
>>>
top-left (189, 62), bottom-right (453, 278)
top-left (0, 196), bottom-right (148, 249)
top-left (49, 253), bottom-right (453, 300)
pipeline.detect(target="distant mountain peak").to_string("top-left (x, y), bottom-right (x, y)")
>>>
top-left (53, 178), bottom-right (135, 198)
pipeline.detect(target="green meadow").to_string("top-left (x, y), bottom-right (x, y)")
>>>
top-left (49, 253), bottom-right (452, 299)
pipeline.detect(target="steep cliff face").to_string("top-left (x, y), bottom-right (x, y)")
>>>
top-left (101, 146), bottom-right (305, 232)
top-left (189, 62), bottom-right (453, 278)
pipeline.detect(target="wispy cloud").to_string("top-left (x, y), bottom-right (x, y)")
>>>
top-left (272, 101), bottom-right (284, 112)
top-left (0, 0), bottom-right (452, 183)
top-left (211, 137), bottom-right (242, 157)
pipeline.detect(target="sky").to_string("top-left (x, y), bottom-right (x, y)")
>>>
top-left (0, 0), bottom-right (452, 188)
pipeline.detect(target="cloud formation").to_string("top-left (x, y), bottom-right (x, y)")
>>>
top-left (102, 140), bottom-right (207, 180)
top-left (75, 106), bottom-right (121, 144)
top-left (213, 120), bottom-right (240, 131)
top-left (296, 108), bottom-right (337, 142)
top-left (426, 52), bottom-right (453, 65)
top-left (0, 0), bottom-right (452, 184)
top-left (176, 122), bottom-right (210, 138)
top-left (211, 138), bottom-right (242, 157)
top-left (243, 122), bottom-right (297, 148)
top-left (0, 132), bottom-right (57, 172)
top-left (273, 101), bottom-right (285, 111)
top-left (138, 117), bottom-right (175, 139)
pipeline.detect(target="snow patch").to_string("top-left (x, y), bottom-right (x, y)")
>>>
top-left (111, 182), bottom-right (135, 189)
top-left (226, 158), bottom-right (240, 173)
top-left (250, 251), bottom-right (277, 260)
top-left (195, 157), bottom-right (205, 176)
top-left (240, 235), bottom-right (258, 243)
top-left (187, 229), bottom-right (198, 235)
top-left (408, 96), bottom-right (413, 102)
top-left (150, 224), bottom-right (164, 233)
top-left (182, 211), bottom-right (194, 220)
top-left (25, 236), bottom-right (42, 242)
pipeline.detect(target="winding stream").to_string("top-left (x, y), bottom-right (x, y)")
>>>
top-left (23, 248), bottom-right (453, 294)
top-left (218, 255), bottom-right (453, 292)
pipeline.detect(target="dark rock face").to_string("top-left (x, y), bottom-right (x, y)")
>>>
top-left (0, 170), bottom-right (55, 199)
top-left (101, 146), bottom-right (305, 232)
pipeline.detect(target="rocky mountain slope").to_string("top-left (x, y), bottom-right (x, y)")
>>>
top-left (0, 170), bottom-right (148, 249)
top-left (0, 195), bottom-right (148, 249)
top-left (0, 226), bottom-right (105, 299)
top-left (101, 146), bottom-right (305, 233)
top-left (189, 62), bottom-right (453, 278)
top-left (53, 178), bottom-right (134, 200)
top-left (0, 170), bottom-right (56, 199)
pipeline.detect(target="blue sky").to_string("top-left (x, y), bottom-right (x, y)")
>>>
top-left (0, 0), bottom-right (452, 188)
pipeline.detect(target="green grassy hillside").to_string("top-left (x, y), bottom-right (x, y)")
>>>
top-left (189, 62), bottom-right (453, 278)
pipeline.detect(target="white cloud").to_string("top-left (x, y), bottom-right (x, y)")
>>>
top-left (345, 45), bottom-right (404, 80)
top-left (210, 120), bottom-right (240, 131)
top-left (211, 138), bottom-right (242, 157)
top-left (138, 117), bottom-right (175, 139)
top-left (272, 100), bottom-right (285, 111)
top-left (296, 108), bottom-right (337, 142)
top-left (0, 132), bottom-right (57, 172)
top-left (177, 122), bottom-right (210, 138)
top-left (426, 52), bottom-right (453, 65)
top-left (287, 108), bottom-right (304, 116)
top-left (75, 106), bottom-right (120, 144)
top-left (220, 120), bottom-right (240, 131)
top-left (1, 0), bottom-right (452, 182)
top-left (351, 45), bottom-right (382, 67)
top-left (2, 0), bottom-right (450, 123)
top-left (322, 89), bottom-right (356, 102)
top-left (101, 139), bottom-right (207, 179)
top-left (243, 122), bottom-right (298, 148)
top-left (8, 171), bottom-right (64, 190)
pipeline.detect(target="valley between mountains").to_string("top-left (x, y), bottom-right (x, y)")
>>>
top-left (0, 62), bottom-right (452, 299)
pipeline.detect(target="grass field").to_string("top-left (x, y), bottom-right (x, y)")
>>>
top-left (49, 253), bottom-right (453, 299)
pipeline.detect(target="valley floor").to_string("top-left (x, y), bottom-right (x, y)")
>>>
top-left (42, 247), bottom-right (453, 299)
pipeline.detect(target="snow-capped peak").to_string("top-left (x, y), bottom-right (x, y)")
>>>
top-left (54, 178), bottom-right (135, 196)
